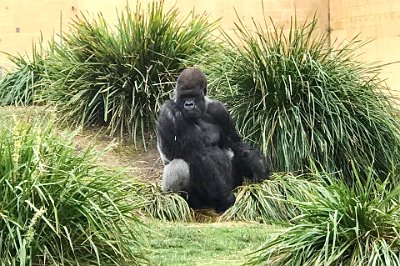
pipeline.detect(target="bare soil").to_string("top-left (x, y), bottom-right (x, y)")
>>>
top-left (72, 127), bottom-right (163, 182)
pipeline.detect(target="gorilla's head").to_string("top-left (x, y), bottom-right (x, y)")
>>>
top-left (234, 144), bottom-right (270, 182)
top-left (244, 149), bottom-right (270, 182)
top-left (174, 68), bottom-right (207, 120)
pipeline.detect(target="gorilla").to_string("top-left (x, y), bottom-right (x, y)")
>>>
top-left (156, 68), bottom-right (269, 212)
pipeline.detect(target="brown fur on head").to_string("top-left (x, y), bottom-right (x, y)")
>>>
top-left (175, 68), bottom-right (207, 98)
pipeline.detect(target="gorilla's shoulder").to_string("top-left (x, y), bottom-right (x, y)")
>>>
top-left (159, 99), bottom-right (179, 121)
top-left (160, 99), bottom-right (175, 109)
top-left (205, 97), bottom-right (228, 115)
top-left (205, 97), bottom-right (231, 125)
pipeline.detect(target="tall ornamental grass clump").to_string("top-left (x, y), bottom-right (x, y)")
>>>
top-left (220, 173), bottom-right (326, 223)
top-left (0, 121), bottom-right (147, 265)
top-left (134, 182), bottom-right (192, 222)
top-left (43, 2), bottom-right (217, 147)
top-left (206, 16), bottom-right (400, 178)
top-left (0, 41), bottom-right (49, 106)
top-left (248, 171), bottom-right (400, 265)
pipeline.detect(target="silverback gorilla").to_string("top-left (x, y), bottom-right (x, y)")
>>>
top-left (156, 68), bottom-right (269, 212)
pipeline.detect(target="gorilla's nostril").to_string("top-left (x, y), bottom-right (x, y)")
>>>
top-left (184, 100), bottom-right (195, 110)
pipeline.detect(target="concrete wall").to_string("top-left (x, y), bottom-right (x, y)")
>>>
top-left (1, 0), bottom-right (399, 93)
top-left (330, 0), bottom-right (400, 93)
top-left (0, 0), bottom-right (328, 68)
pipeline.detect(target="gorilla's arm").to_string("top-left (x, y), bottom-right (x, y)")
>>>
top-left (205, 99), bottom-right (241, 149)
top-left (156, 100), bottom-right (189, 163)
top-left (206, 98), bottom-right (270, 184)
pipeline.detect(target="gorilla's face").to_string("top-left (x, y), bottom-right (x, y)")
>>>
top-left (175, 68), bottom-right (207, 120)
top-left (176, 90), bottom-right (206, 120)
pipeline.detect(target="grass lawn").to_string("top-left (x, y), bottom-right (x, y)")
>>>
top-left (147, 221), bottom-right (280, 265)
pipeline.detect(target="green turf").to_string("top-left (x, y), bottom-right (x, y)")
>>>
top-left (147, 222), bottom-right (280, 266)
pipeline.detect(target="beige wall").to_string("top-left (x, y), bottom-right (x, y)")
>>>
top-left (1, 0), bottom-right (399, 93)
top-left (330, 0), bottom-right (400, 93)
top-left (0, 0), bottom-right (328, 69)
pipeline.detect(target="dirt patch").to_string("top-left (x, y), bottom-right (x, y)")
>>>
top-left (73, 128), bottom-right (163, 182)
top-left (121, 146), bottom-right (163, 182)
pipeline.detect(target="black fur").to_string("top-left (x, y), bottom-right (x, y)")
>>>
top-left (157, 68), bottom-right (269, 211)
top-left (231, 142), bottom-right (270, 187)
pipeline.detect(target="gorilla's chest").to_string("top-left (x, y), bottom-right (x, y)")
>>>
top-left (191, 120), bottom-right (220, 147)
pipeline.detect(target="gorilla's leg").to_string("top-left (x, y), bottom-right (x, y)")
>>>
top-left (161, 153), bottom-right (236, 212)
top-left (188, 150), bottom-right (236, 212)
top-left (161, 159), bottom-right (190, 193)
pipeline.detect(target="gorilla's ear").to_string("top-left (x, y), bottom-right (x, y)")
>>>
top-left (204, 86), bottom-right (207, 95)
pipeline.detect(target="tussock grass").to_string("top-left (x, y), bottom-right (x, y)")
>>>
top-left (0, 120), bottom-right (147, 265)
top-left (135, 182), bottom-right (193, 222)
top-left (205, 14), bottom-right (400, 179)
top-left (247, 170), bottom-right (400, 265)
top-left (0, 40), bottom-right (49, 106)
top-left (220, 173), bottom-right (326, 223)
top-left (43, 2), bottom-right (217, 148)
